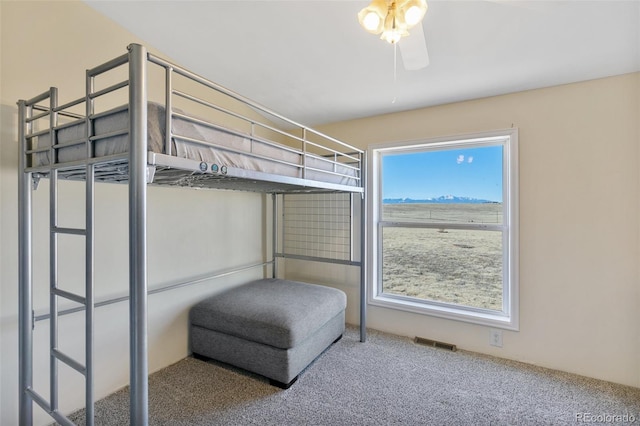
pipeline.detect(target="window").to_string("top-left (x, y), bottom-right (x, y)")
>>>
top-left (368, 130), bottom-right (519, 329)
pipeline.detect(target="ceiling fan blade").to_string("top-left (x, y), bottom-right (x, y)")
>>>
top-left (398, 24), bottom-right (429, 70)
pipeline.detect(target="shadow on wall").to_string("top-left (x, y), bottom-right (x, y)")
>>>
top-left (1, 102), bottom-right (22, 425)
top-left (1, 102), bottom-right (20, 321)
top-left (1, 103), bottom-right (19, 174)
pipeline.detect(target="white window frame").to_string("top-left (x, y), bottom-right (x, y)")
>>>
top-left (367, 129), bottom-right (519, 330)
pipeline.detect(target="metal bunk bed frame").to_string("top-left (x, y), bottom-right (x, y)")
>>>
top-left (18, 44), bottom-right (366, 426)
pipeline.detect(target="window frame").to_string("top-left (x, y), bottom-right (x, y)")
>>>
top-left (367, 129), bottom-right (519, 330)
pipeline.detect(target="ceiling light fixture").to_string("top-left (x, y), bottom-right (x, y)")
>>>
top-left (358, 0), bottom-right (428, 45)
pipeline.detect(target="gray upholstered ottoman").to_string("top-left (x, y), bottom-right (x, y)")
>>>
top-left (189, 278), bottom-right (346, 388)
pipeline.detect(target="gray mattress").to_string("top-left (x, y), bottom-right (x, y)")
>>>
top-left (33, 103), bottom-right (359, 187)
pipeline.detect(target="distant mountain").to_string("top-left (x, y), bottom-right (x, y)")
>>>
top-left (383, 196), bottom-right (499, 204)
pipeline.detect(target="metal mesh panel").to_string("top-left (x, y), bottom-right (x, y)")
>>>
top-left (282, 193), bottom-right (352, 261)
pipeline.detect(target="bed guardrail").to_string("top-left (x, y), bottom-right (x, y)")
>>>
top-left (22, 48), bottom-right (364, 192)
top-left (148, 54), bottom-right (363, 181)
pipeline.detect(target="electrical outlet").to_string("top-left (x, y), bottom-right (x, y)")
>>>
top-left (490, 329), bottom-right (503, 347)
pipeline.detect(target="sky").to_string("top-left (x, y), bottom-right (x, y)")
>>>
top-left (382, 145), bottom-right (503, 202)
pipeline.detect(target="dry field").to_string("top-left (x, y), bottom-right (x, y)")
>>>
top-left (382, 203), bottom-right (503, 311)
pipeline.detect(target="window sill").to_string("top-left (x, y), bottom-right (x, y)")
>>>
top-left (370, 293), bottom-right (519, 331)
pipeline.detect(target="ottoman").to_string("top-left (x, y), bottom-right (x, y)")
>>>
top-left (189, 278), bottom-right (347, 388)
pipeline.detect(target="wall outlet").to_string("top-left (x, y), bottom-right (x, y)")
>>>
top-left (490, 329), bottom-right (503, 347)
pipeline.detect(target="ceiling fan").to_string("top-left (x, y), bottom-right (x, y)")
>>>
top-left (357, 0), bottom-right (430, 71)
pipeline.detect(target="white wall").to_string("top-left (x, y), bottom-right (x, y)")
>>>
top-left (1, 2), bottom-right (266, 425)
top-left (288, 72), bottom-right (640, 388)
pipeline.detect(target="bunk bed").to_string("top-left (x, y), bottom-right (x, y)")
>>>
top-left (17, 44), bottom-right (366, 426)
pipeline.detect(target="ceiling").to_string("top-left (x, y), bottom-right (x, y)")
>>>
top-left (85, 0), bottom-right (640, 127)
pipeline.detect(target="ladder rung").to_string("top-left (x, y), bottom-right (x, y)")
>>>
top-left (53, 348), bottom-right (86, 375)
top-left (26, 388), bottom-right (76, 426)
top-left (52, 226), bottom-right (86, 236)
top-left (26, 388), bottom-right (51, 415)
top-left (50, 410), bottom-right (76, 426)
top-left (52, 288), bottom-right (86, 305)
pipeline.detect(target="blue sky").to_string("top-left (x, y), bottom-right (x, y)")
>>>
top-left (382, 145), bottom-right (503, 202)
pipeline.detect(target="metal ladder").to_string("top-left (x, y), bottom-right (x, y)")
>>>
top-left (20, 44), bottom-right (151, 426)
top-left (20, 86), bottom-right (96, 426)
top-left (47, 170), bottom-right (96, 426)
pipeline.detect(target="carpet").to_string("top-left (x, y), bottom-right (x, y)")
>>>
top-left (66, 326), bottom-right (640, 425)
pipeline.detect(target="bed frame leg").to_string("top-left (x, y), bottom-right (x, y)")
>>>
top-left (128, 42), bottom-right (149, 426)
top-left (18, 99), bottom-right (34, 426)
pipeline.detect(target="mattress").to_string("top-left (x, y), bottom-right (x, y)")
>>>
top-left (33, 103), bottom-right (359, 187)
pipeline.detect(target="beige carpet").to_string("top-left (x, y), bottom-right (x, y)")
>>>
top-left (66, 326), bottom-right (640, 425)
